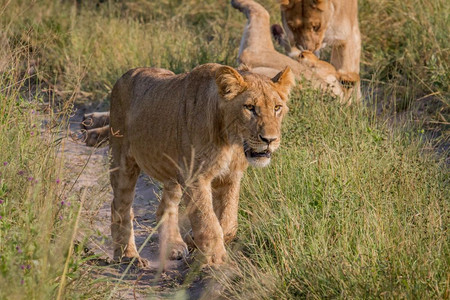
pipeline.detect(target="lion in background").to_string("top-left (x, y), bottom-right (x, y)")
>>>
top-left (231, 0), bottom-right (347, 100)
top-left (268, 34), bottom-right (360, 88)
top-left (276, 0), bottom-right (361, 99)
top-left (298, 49), bottom-right (360, 89)
top-left (109, 63), bottom-right (294, 266)
top-left (80, 112), bottom-right (109, 146)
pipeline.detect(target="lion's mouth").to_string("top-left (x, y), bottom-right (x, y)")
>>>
top-left (243, 141), bottom-right (272, 159)
top-left (246, 148), bottom-right (271, 158)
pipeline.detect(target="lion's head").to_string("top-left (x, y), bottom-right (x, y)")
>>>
top-left (215, 65), bottom-right (295, 167)
top-left (280, 0), bottom-right (332, 53)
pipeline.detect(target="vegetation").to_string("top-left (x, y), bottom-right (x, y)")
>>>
top-left (0, 44), bottom-right (97, 298)
top-left (0, 0), bottom-right (448, 298)
top-left (221, 90), bottom-right (448, 298)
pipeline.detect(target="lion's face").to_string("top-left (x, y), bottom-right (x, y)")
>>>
top-left (235, 87), bottom-right (287, 167)
top-left (215, 66), bottom-right (295, 168)
top-left (281, 0), bottom-right (332, 53)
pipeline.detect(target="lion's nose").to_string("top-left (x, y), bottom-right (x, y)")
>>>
top-left (259, 135), bottom-right (277, 144)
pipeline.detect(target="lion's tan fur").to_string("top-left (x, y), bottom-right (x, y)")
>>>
top-left (279, 0), bottom-right (361, 100)
top-left (231, 0), bottom-right (350, 101)
top-left (297, 50), bottom-right (360, 101)
top-left (80, 0), bottom-right (358, 149)
top-left (109, 63), bottom-right (294, 266)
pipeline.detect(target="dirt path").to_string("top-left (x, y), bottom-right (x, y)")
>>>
top-left (60, 107), bottom-right (208, 299)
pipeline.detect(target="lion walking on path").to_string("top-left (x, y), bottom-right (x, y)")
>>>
top-left (109, 63), bottom-right (294, 266)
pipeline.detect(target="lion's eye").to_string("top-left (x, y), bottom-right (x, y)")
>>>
top-left (274, 105), bottom-right (282, 112)
top-left (244, 104), bottom-right (255, 112)
top-left (312, 24), bottom-right (320, 32)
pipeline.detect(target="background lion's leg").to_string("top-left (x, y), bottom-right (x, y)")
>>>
top-left (110, 143), bottom-right (147, 266)
top-left (331, 35), bottom-right (362, 102)
top-left (212, 173), bottom-right (243, 244)
top-left (232, 0), bottom-right (298, 72)
top-left (156, 182), bottom-right (188, 261)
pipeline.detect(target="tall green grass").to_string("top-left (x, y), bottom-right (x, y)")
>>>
top-left (0, 52), bottom-right (87, 298)
top-left (0, 14), bottom-right (110, 298)
top-left (360, 0), bottom-right (449, 116)
top-left (0, 0), bottom-right (448, 298)
top-left (219, 90), bottom-right (448, 298)
top-left (1, 0), bottom-right (246, 103)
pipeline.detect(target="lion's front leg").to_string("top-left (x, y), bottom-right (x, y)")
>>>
top-left (212, 171), bottom-right (243, 244)
top-left (330, 34), bottom-right (360, 76)
top-left (156, 182), bottom-right (188, 262)
top-left (186, 178), bottom-right (227, 265)
top-left (331, 32), bottom-right (362, 103)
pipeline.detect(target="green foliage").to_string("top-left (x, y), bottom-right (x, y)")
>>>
top-left (222, 90), bottom-right (448, 298)
top-left (360, 0), bottom-right (449, 107)
top-left (0, 0), bottom-right (448, 298)
top-left (0, 60), bottom-right (88, 298)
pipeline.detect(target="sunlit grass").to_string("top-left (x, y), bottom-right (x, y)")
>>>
top-left (221, 90), bottom-right (448, 298)
top-left (0, 53), bottom-right (84, 298)
top-left (0, 0), bottom-right (448, 298)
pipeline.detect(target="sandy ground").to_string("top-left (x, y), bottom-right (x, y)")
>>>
top-left (60, 107), bottom-right (210, 299)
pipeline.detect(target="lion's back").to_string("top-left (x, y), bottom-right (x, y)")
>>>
top-left (109, 63), bottom-right (224, 181)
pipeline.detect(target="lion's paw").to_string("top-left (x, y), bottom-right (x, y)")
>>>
top-left (199, 243), bottom-right (228, 267)
top-left (117, 256), bottom-right (150, 268)
top-left (202, 251), bottom-right (228, 267)
top-left (169, 241), bottom-right (189, 260)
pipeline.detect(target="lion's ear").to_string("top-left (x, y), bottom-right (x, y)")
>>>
top-left (215, 66), bottom-right (247, 100)
top-left (312, 0), bottom-right (328, 10)
top-left (279, 0), bottom-right (295, 9)
top-left (272, 66), bottom-right (295, 100)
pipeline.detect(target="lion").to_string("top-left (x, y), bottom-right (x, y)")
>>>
top-left (109, 63), bottom-right (295, 266)
top-left (299, 50), bottom-right (359, 88)
top-left (231, 0), bottom-right (349, 101)
top-left (282, 48), bottom-right (359, 101)
top-left (277, 0), bottom-right (361, 99)
top-left (262, 33), bottom-right (359, 90)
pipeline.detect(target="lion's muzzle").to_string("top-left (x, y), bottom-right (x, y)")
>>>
top-left (243, 140), bottom-right (276, 168)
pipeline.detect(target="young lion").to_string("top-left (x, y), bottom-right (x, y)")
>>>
top-left (279, 0), bottom-right (361, 77)
top-left (278, 0), bottom-right (361, 99)
top-left (231, 0), bottom-right (345, 100)
top-left (109, 63), bottom-right (294, 266)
